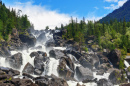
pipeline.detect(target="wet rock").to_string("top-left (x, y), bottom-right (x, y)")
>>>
top-left (49, 49), bottom-right (65, 59)
top-left (98, 63), bottom-right (113, 72)
top-left (109, 69), bottom-right (128, 85)
top-left (107, 49), bottom-right (121, 68)
top-left (19, 34), bottom-right (36, 47)
top-left (22, 73), bottom-right (34, 79)
top-left (120, 83), bottom-right (130, 86)
top-left (30, 52), bottom-right (39, 58)
top-left (97, 79), bottom-right (113, 86)
top-left (22, 62), bottom-right (34, 74)
top-left (6, 53), bottom-right (23, 69)
top-left (0, 43), bottom-right (11, 57)
top-left (33, 51), bottom-right (49, 75)
top-left (96, 69), bottom-right (105, 75)
top-left (37, 32), bottom-right (46, 43)
top-left (58, 57), bottom-right (75, 79)
top-left (84, 53), bottom-right (99, 69)
top-left (45, 39), bottom-right (55, 47)
top-left (76, 66), bottom-right (93, 81)
top-left (79, 57), bottom-right (93, 70)
top-left (0, 66), bottom-right (20, 76)
top-left (76, 83), bottom-right (85, 86)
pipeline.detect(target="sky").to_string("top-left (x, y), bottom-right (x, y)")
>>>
top-left (3, 0), bottom-right (128, 30)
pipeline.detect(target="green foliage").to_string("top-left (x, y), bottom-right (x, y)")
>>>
top-left (84, 47), bottom-right (88, 52)
top-left (119, 57), bottom-right (125, 69)
top-left (127, 66), bottom-right (130, 72)
top-left (0, 2), bottom-right (31, 41)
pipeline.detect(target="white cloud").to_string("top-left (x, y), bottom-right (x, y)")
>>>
top-left (118, 0), bottom-right (127, 6)
top-left (7, 1), bottom-right (103, 30)
top-left (104, 0), bottom-right (127, 10)
top-left (7, 1), bottom-right (71, 30)
top-left (104, 0), bottom-right (118, 2)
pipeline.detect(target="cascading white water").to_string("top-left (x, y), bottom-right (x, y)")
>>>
top-left (0, 31), bottom-right (120, 86)
top-left (124, 60), bottom-right (130, 68)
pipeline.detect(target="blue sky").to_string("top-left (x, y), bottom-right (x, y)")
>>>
top-left (3, 0), bottom-right (128, 29)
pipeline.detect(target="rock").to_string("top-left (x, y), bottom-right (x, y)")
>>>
top-left (84, 54), bottom-right (99, 69)
top-left (109, 69), bottom-right (128, 85)
top-left (120, 83), bottom-right (130, 86)
top-left (30, 52), bottom-right (39, 58)
top-left (6, 53), bottom-right (23, 69)
top-left (107, 49), bottom-right (121, 68)
top-left (97, 79), bottom-right (113, 86)
top-left (76, 83), bottom-right (85, 86)
top-left (0, 66), bottom-right (20, 76)
top-left (66, 50), bottom-right (82, 60)
top-left (22, 62), bottom-right (34, 74)
top-left (79, 57), bottom-right (93, 70)
top-left (11, 78), bottom-right (38, 86)
top-left (58, 57), bottom-right (75, 79)
top-left (22, 73), bottom-right (34, 79)
top-left (82, 78), bottom-right (97, 83)
top-left (49, 49), bottom-right (65, 59)
top-left (126, 67), bottom-right (130, 81)
top-left (19, 34), bottom-right (36, 47)
top-left (0, 43), bottom-right (11, 57)
top-left (35, 76), bottom-right (69, 86)
top-left (76, 66), bottom-right (93, 81)
top-left (98, 63), bottom-right (113, 72)
top-left (45, 39), bottom-right (55, 47)
top-left (37, 32), bottom-right (46, 43)
top-left (96, 69), bottom-right (105, 75)
top-left (33, 51), bottom-right (49, 75)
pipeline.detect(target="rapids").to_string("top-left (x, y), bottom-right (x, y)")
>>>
top-left (0, 30), bottom-right (126, 86)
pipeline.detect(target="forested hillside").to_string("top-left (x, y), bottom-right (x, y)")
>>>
top-left (100, 0), bottom-right (130, 23)
top-left (57, 17), bottom-right (130, 69)
top-left (0, 1), bottom-right (31, 41)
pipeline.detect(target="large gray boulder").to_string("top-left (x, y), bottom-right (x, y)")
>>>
top-left (97, 79), bottom-right (113, 86)
top-left (6, 53), bottom-right (23, 69)
top-left (22, 62), bottom-right (34, 74)
top-left (19, 34), bottom-right (36, 47)
top-left (76, 66), bottom-right (93, 81)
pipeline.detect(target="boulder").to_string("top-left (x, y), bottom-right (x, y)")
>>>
top-left (76, 66), bottom-right (93, 81)
top-left (22, 62), bottom-right (34, 74)
top-left (37, 32), bottom-right (46, 43)
top-left (49, 49), bottom-right (65, 59)
top-left (0, 66), bottom-right (20, 76)
top-left (45, 39), bottom-right (55, 47)
top-left (107, 49), bottom-right (121, 68)
top-left (35, 76), bottom-right (69, 86)
top-left (96, 69), bottom-right (105, 75)
top-left (109, 69), bottom-right (128, 85)
top-left (79, 57), bottom-right (93, 70)
top-left (97, 79), bottom-right (113, 86)
top-left (76, 83), bottom-right (85, 86)
top-left (120, 83), bottom-right (130, 86)
top-left (84, 54), bottom-right (99, 69)
top-left (58, 57), bottom-right (75, 79)
top-left (33, 51), bottom-right (49, 75)
top-left (19, 34), bottom-right (36, 47)
top-left (6, 53), bottom-right (23, 69)
top-left (98, 63), bottom-right (113, 72)
top-left (0, 43), bottom-right (11, 57)
top-left (30, 52), bottom-right (39, 58)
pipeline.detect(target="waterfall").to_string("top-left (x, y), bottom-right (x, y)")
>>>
top-left (124, 60), bottom-right (130, 68)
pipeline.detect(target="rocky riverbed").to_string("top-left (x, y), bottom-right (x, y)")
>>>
top-left (0, 28), bottom-right (130, 86)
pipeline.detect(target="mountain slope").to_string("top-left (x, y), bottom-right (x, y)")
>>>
top-left (100, 0), bottom-right (130, 23)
